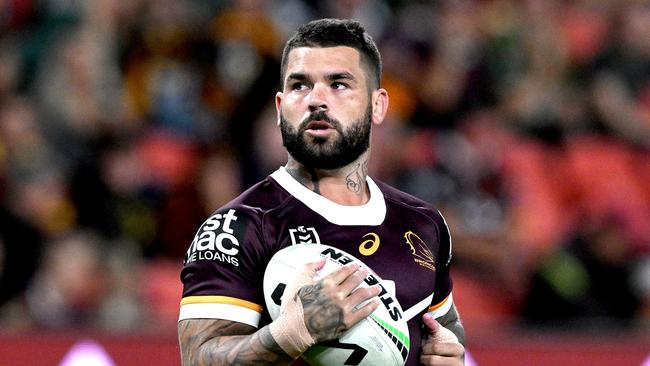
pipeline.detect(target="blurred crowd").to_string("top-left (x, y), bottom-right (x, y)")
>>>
top-left (0, 0), bottom-right (648, 335)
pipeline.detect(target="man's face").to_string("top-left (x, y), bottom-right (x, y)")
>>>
top-left (276, 46), bottom-right (375, 169)
top-left (280, 102), bottom-right (372, 169)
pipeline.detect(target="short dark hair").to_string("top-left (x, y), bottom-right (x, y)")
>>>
top-left (280, 18), bottom-right (382, 89)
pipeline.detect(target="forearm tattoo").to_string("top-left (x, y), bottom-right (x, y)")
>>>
top-left (178, 319), bottom-right (294, 366)
top-left (298, 281), bottom-right (346, 342)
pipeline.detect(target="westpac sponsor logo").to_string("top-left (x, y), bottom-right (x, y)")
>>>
top-left (289, 226), bottom-right (321, 245)
top-left (185, 209), bottom-right (240, 266)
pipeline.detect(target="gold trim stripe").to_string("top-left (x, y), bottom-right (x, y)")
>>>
top-left (427, 294), bottom-right (450, 313)
top-left (180, 296), bottom-right (263, 313)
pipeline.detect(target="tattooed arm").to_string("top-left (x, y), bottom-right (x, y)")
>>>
top-left (179, 262), bottom-right (381, 366)
top-left (178, 319), bottom-right (294, 366)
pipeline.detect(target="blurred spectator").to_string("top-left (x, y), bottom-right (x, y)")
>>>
top-left (589, 2), bottom-right (650, 147)
top-left (0, 207), bottom-right (42, 318)
top-left (25, 230), bottom-right (142, 331)
top-left (68, 135), bottom-right (156, 249)
top-left (522, 215), bottom-right (642, 329)
top-left (632, 255), bottom-right (650, 325)
top-left (197, 147), bottom-right (243, 213)
top-left (0, 97), bottom-right (74, 238)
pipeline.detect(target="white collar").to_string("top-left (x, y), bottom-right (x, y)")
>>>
top-left (270, 167), bottom-right (386, 226)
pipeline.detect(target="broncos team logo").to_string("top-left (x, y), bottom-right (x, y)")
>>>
top-left (403, 231), bottom-right (436, 272)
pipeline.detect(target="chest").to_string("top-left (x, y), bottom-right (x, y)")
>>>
top-left (269, 203), bottom-right (441, 312)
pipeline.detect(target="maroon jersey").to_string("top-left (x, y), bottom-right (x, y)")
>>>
top-left (180, 167), bottom-right (454, 365)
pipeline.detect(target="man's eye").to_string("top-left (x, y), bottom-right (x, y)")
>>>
top-left (332, 82), bottom-right (348, 90)
top-left (291, 82), bottom-right (307, 91)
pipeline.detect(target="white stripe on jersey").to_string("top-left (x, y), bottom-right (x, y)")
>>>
top-left (403, 293), bottom-right (435, 321)
top-left (428, 293), bottom-right (454, 319)
top-left (179, 303), bottom-right (262, 327)
top-left (437, 209), bottom-right (453, 266)
top-left (271, 167), bottom-right (387, 226)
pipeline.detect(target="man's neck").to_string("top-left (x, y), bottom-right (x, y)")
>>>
top-left (284, 159), bottom-right (370, 206)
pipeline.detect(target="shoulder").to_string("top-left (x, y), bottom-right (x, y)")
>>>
top-left (184, 176), bottom-right (292, 263)
top-left (373, 178), bottom-right (447, 227)
top-left (216, 175), bottom-right (293, 218)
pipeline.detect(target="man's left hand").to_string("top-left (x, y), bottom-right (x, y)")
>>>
top-left (420, 313), bottom-right (464, 365)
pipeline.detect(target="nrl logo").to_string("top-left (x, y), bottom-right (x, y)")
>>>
top-left (289, 226), bottom-right (321, 245)
top-left (404, 231), bottom-right (436, 272)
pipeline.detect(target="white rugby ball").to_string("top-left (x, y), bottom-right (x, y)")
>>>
top-left (263, 244), bottom-right (409, 366)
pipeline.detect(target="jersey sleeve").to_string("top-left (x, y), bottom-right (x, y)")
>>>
top-left (179, 206), bottom-right (269, 327)
top-left (428, 210), bottom-right (454, 319)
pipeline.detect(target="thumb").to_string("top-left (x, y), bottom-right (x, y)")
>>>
top-left (294, 257), bottom-right (326, 283)
top-left (304, 257), bottom-right (326, 274)
top-left (281, 258), bottom-right (325, 304)
top-left (423, 313), bottom-right (458, 343)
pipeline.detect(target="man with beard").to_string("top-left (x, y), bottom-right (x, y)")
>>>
top-left (178, 19), bottom-right (465, 366)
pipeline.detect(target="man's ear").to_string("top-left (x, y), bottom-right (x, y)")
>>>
top-left (371, 88), bottom-right (389, 126)
top-left (275, 91), bottom-right (283, 126)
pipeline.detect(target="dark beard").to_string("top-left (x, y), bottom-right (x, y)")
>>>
top-left (280, 104), bottom-right (372, 170)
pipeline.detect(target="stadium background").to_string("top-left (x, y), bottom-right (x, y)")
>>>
top-left (0, 0), bottom-right (648, 365)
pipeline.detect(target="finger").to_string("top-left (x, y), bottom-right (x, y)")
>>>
top-left (322, 262), bottom-right (361, 285)
top-left (421, 340), bottom-right (465, 357)
top-left (283, 258), bottom-right (326, 302)
top-left (293, 258), bottom-right (326, 285)
top-left (422, 314), bottom-right (458, 343)
top-left (337, 266), bottom-right (369, 295)
top-left (343, 285), bottom-right (382, 326)
top-left (422, 312), bottom-right (440, 332)
top-left (345, 284), bottom-right (382, 310)
top-left (420, 354), bottom-right (463, 366)
top-left (346, 298), bottom-right (380, 327)
top-left (303, 258), bottom-right (326, 275)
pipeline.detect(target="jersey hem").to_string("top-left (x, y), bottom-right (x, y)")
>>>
top-left (178, 303), bottom-right (262, 327)
top-left (180, 295), bottom-right (263, 312)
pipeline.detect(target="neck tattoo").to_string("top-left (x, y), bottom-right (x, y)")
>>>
top-left (286, 167), bottom-right (321, 194)
top-left (286, 162), bottom-right (368, 197)
top-left (308, 168), bottom-right (321, 194)
top-left (345, 161), bottom-right (368, 196)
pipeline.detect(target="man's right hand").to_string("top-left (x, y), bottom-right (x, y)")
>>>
top-left (269, 259), bottom-right (382, 356)
top-left (297, 260), bottom-right (382, 343)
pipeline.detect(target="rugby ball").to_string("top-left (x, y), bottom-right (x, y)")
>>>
top-left (263, 244), bottom-right (409, 366)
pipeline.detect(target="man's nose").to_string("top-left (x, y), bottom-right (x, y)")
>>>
top-left (308, 83), bottom-right (328, 112)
